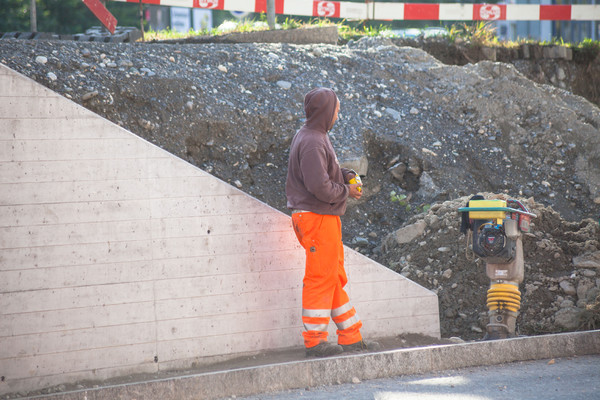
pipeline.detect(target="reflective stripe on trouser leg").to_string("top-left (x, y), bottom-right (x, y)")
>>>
top-left (301, 309), bottom-right (329, 347)
top-left (331, 220), bottom-right (362, 345)
top-left (332, 300), bottom-right (363, 345)
top-left (292, 213), bottom-right (363, 348)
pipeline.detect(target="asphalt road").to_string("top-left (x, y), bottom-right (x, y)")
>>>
top-left (235, 355), bottom-right (600, 400)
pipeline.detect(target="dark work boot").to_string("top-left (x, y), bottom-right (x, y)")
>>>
top-left (341, 339), bottom-right (381, 353)
top-left (305, 342), bottom-right (344, 357)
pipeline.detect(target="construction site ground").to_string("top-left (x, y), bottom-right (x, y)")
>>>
top-left (19, 330), bottom-right (600, 400)
top-left (1, 28), bottom-right (600, 399)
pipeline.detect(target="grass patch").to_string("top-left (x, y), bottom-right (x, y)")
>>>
top-left (142, 15), bottom-right (600, 58)
top-left (144, 15), bottom-right (335, 41)
top-left (447, 21), bottom-right (499, 46)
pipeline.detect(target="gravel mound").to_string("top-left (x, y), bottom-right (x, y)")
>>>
top-left (1, 35), bottom-right (599, 340)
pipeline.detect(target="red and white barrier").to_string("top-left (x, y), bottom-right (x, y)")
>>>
top-left (113, 0), bottom-right (600, 21)
top-left (83, 0), bottom-right (118, 33)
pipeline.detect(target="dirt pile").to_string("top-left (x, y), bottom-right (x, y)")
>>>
top-left (1, 35), bottom-right (599, 340)
top-left (379, 193), bottom-right (600, 339)
top-left (391, 35), bottom-right (600, 108)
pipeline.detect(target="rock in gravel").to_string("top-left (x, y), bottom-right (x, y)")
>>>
top-left (277, 80), bottom-right (292, 90)
top-left (385, 221), bottom-right (427, 247)
top-left (573, 252), bottom-right (600, 269)
top-left (140, 67), bottom-right (155, 76)
top-left (82, 91), bottom-right (98, 101)
top-left (559, 280), bottom-right (577, 296)
top-left (554, 307), bottom-right (580, 329)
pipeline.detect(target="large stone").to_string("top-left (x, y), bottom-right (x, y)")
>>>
top-left (585, 287), bottom-right (600, 304)
top-left (577, 280), bottom-right (595, 301)
top-left (559, 280), bottom-right (577, 296)
top-left (575, 156), bottom-right (600, 208)
top-left (573, 251), bottom-right (600, 269)
top-left (553, 307), bottom-right (580, 329)
top-left (385, 107), bottom-right (402, 121)
top-left (340, 156), bottom-right (369, 176)
top-left (416, 171), bottom-right (440, 200)
top-left (385, 220), bottom-right (427, 247)
top-left (388, 162), bottom-right (407, 181)
top-left (407, 157), bottom-right (421, 176)
top-left (276, 80), bottom-right (292, 90)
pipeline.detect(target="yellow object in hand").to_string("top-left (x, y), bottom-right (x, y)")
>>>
top-left (349, 174), bottom-right (362, 192)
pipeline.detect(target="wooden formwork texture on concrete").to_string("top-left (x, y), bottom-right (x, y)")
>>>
top-left (0, 64), bottom-right (440, 396)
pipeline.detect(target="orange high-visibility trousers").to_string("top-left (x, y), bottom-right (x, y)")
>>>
top-left (292, 212), bottom-right (363, 348)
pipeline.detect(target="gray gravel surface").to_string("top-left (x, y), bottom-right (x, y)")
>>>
top-left (234, 355), bottom-right (600, 400)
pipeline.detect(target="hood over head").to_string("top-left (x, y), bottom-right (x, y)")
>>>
top-left (304, 87), bottom-right (339, 133)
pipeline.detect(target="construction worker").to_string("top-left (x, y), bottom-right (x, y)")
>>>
top-left (286, 87), bottom-right (380, 357)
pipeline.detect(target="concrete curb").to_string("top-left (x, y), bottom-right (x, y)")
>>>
top-left (28, 330), bottom-right (600, 400)
top-left (158, 26), bottom-right (339, 45)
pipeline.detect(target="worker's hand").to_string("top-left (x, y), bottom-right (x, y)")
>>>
top-left (346, 170), bottom-right (356, 181)
top-left (349, 183), bottom-right (363, 199)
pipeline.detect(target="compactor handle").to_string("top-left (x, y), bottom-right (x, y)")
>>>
top-left (458, 207), bottom-right (537, 219)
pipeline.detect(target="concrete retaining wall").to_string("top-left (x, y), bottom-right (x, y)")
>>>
top-left (0, 63), bottom-right (439, 396)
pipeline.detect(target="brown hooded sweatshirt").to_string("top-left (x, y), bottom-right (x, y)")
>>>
top-left (286, 88), bottom-right (352, 216)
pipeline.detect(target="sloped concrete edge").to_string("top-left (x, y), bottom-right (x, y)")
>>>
top-left (27, 330), bottom-right (600, 400)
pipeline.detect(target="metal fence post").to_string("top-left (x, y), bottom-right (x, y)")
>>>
top-left (267, 0), bottom-right (275, 29)
top-left (139, 0), bottom-right (145, 41)
top-left (30, 0), bottom-right (37, 32)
